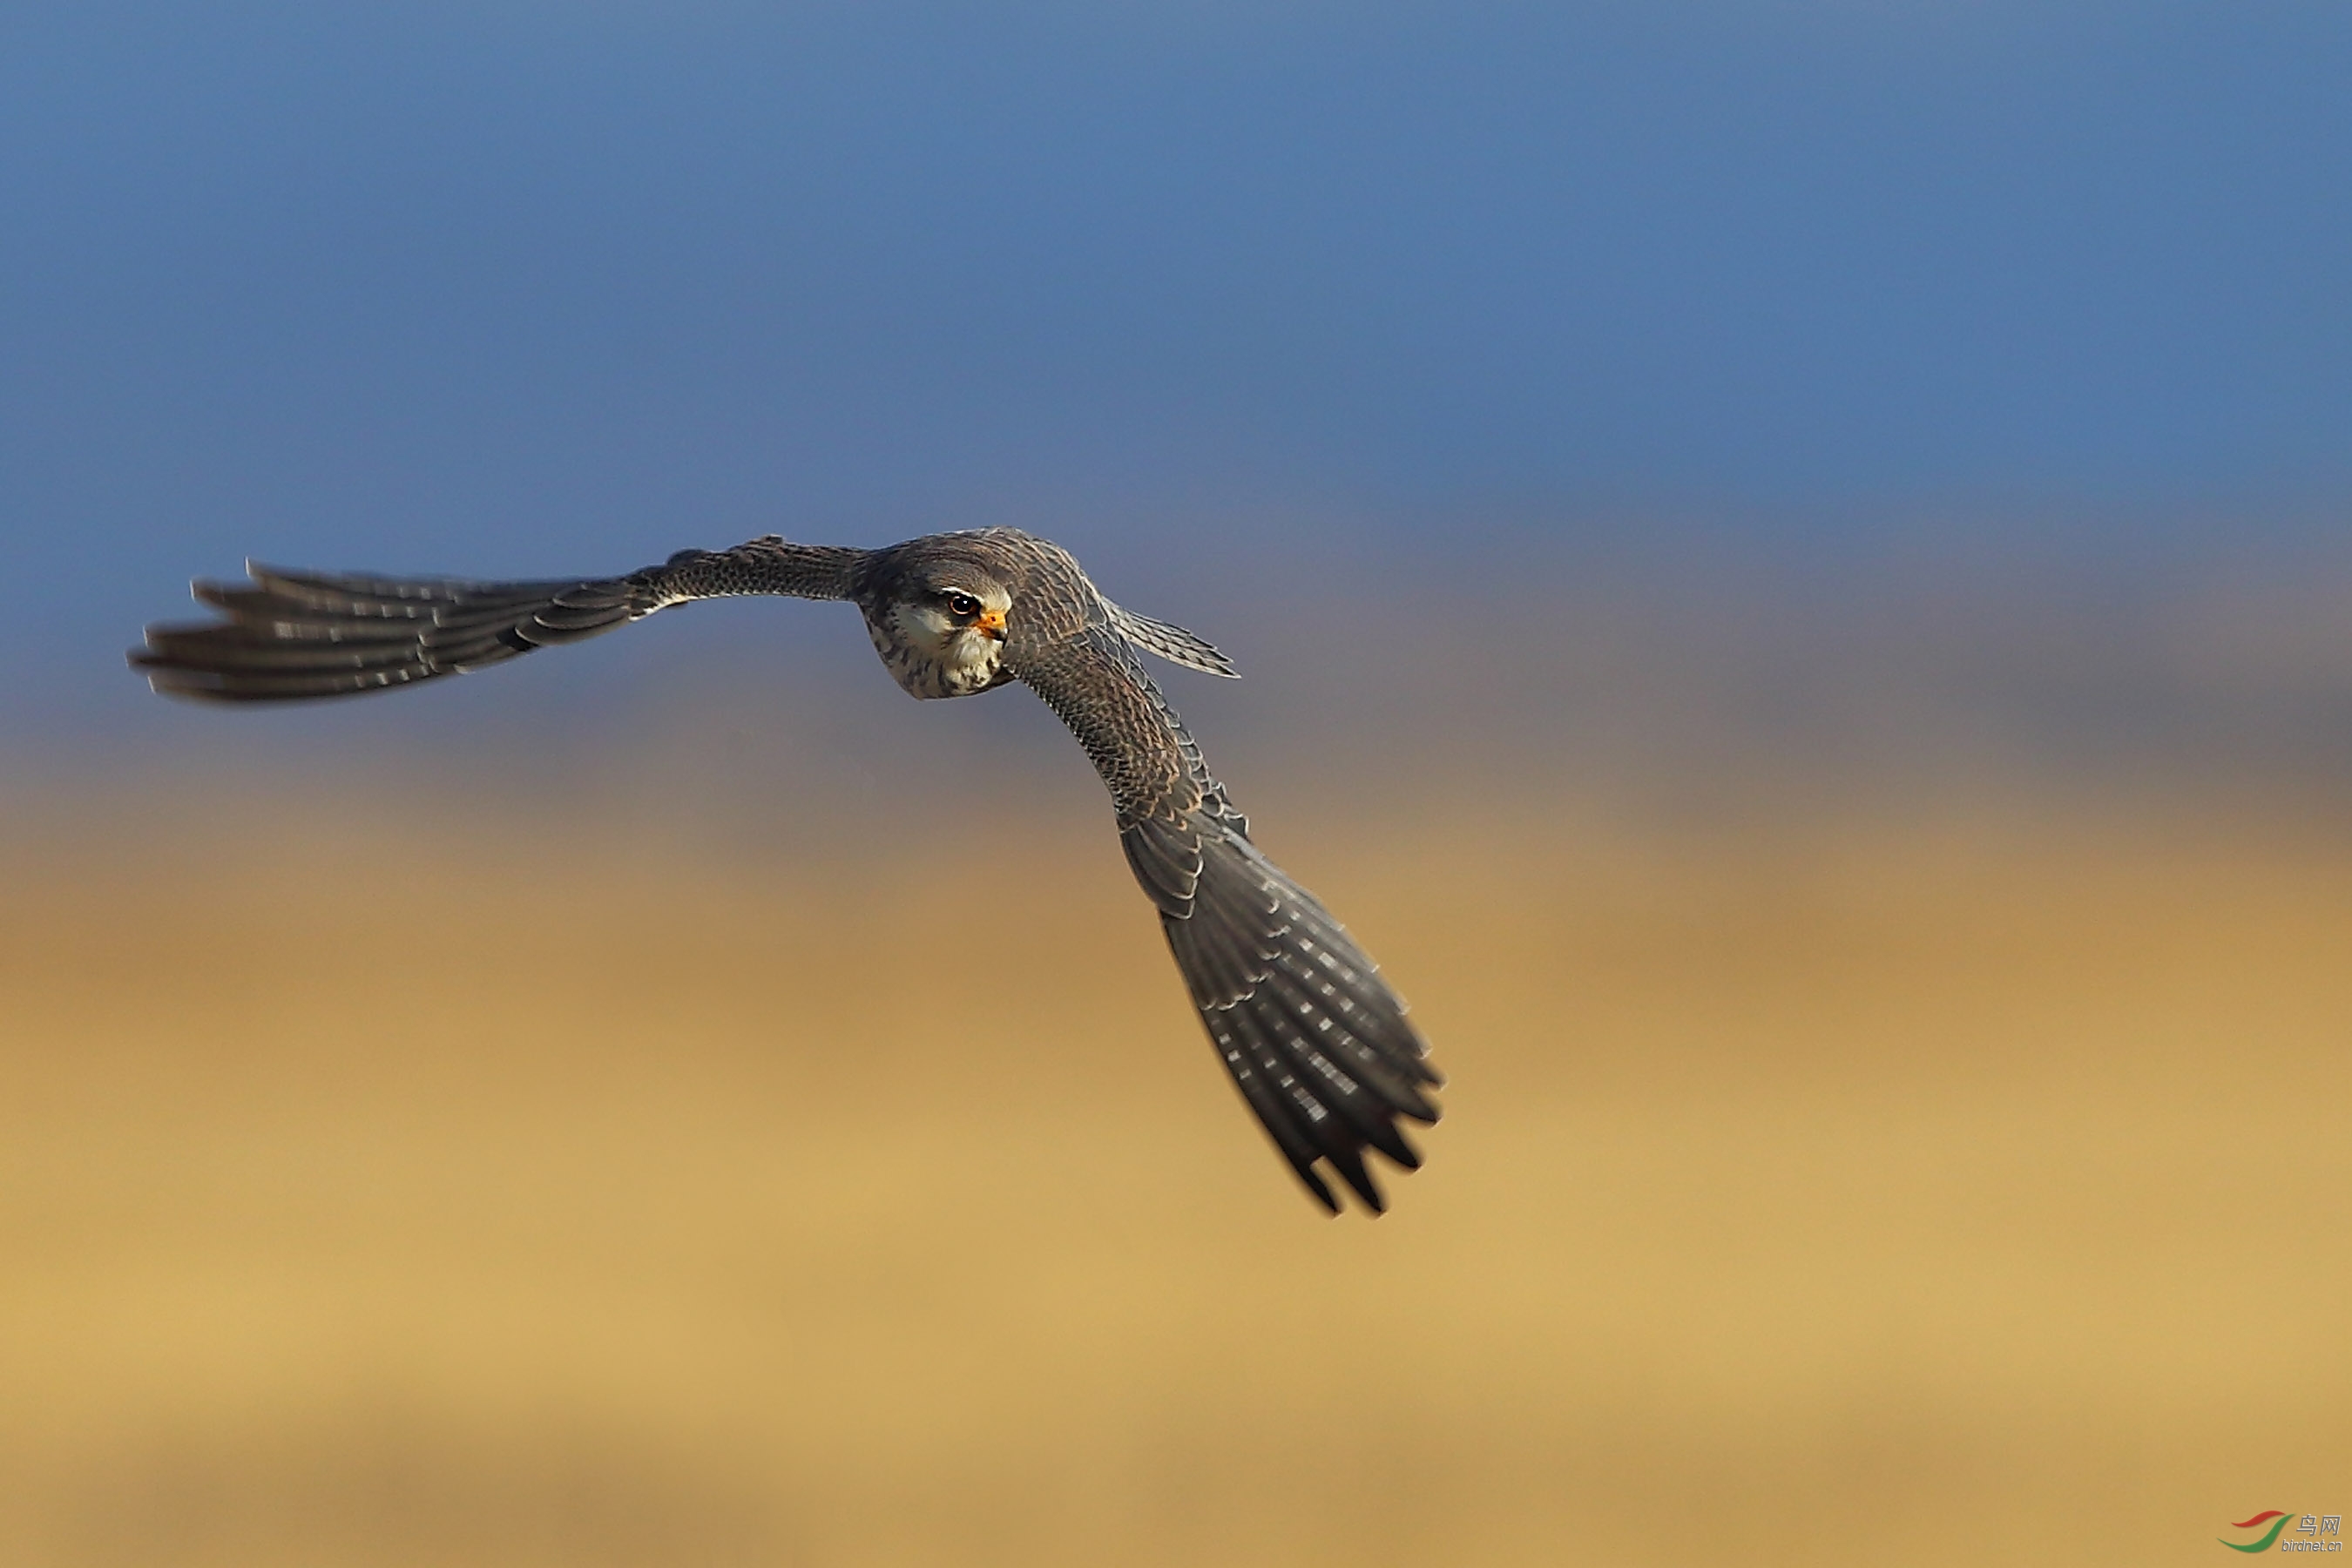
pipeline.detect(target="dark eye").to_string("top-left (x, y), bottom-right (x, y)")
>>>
top-left (946, 592), bottom-right (982, 617)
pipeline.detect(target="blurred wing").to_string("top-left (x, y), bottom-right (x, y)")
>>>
top-left (1103, 599), bottom-right (1240, 679)
top-left (1014, 626), bottom-right (1440, 1213)
top-left (131, 536), bottom-right (866, 703)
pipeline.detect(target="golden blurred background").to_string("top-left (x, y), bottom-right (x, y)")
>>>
top-left (10, 1), bottom-right (2352, 1559)
top-left (4, 748), bottom-right (2347, 1565)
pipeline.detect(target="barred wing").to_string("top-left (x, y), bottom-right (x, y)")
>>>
top-left (1014, 627), bottom-right (1441, 1213)
top-left (132, 537), bottom-right (866, 703)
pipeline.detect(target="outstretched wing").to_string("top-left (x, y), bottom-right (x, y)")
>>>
top-left (1012, 625), bottom-right (1441, 1213)
top-left (131, 536), bottom-right (868, 702)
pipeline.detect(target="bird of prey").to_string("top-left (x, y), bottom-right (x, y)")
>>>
top-left (132, 529), bottom-right (1442, 1213)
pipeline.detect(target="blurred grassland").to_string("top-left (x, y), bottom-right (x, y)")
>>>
top-left (2, 787), bottom-right (2349, 1566)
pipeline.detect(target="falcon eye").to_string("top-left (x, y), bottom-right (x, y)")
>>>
top-left (946, 592), bottom-right (982, 617)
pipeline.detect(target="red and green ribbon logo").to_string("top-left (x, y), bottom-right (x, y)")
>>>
top-left (2223, 1511), bottom-right (2293, 1552)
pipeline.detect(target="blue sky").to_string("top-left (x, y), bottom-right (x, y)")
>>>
top-left (4, 1), bottom-right (2348, 741)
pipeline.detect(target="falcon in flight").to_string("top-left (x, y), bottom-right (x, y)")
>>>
top-left (132, 529), bottom-right (1442, 1213)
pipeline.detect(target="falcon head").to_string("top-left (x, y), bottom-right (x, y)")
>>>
top-left (864, 567), bottom-right (1013, 699)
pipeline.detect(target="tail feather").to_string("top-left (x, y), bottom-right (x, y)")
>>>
top-left (1105, 601), bottom-right (1240, 679)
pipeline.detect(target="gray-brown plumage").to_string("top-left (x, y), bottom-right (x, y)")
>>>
top-left (132, 529), bottom-right (1442, 1213)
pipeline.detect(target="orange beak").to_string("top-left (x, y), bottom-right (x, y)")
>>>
top-left (975, 608), bottom-right (1008, 641)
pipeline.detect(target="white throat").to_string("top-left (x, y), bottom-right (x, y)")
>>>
top-left (869, 602), bottom-right (1004, 699)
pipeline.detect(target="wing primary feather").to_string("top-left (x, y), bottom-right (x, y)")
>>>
top-left (1014, 614), bottom-right (1440, 1213)
top-left (1207, 1010), bottom-right (1342, 1213)
top-left (134, 536), bottom-right (871, 705)
top-left (1223, 1004), bottom-right (1387, 1212)
top-left (1257, 963), bottom-right (1437, 1132)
